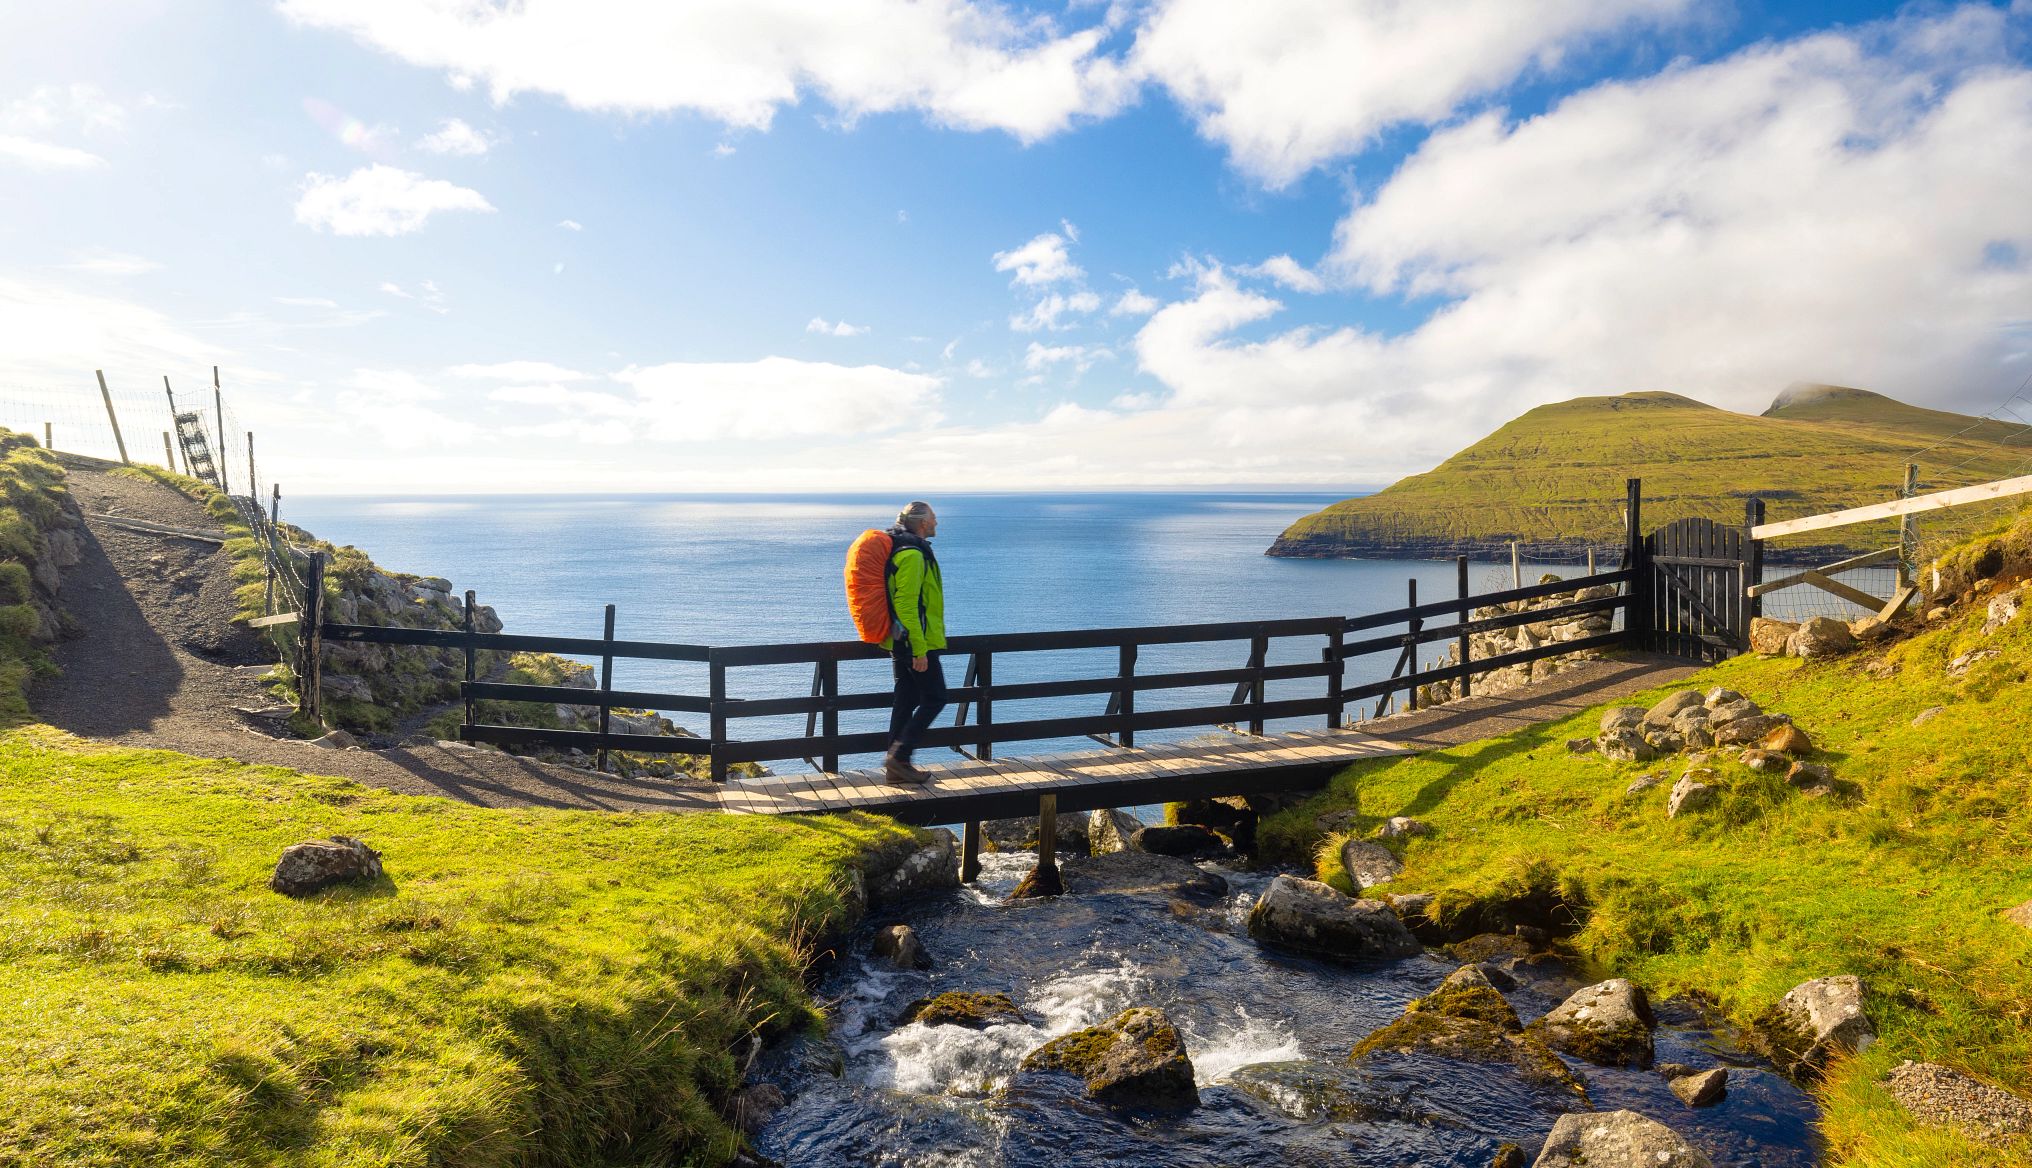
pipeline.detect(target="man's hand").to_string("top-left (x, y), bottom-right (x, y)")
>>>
top-left (912, 655), bottom-right (929, 673)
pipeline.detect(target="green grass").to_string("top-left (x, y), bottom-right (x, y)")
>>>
top-left (0, 433), bottom-right (77, 721)
top-left (0, 726), bottom-right (917, 1165)
top-left (1259, 521), bottom-right (2032, 1165)
top-left (1271, 386), bottom-right (2029, 559)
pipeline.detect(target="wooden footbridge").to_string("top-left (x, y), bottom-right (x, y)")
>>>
top-left (292, 479), bottom-right (1772, 866)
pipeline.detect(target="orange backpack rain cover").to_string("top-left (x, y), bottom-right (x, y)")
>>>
top-left (845, 529), bottom-right (895, 643)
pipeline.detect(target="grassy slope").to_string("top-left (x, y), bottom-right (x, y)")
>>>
top-left (0, 726), bottom-right (915, 1164)
top-left (1259, 515), bottom-right (2032, 1166)
top-left (0, 435), bottom-right (76, 720)
top-left (1272, 387), bottom-right (2028, 557)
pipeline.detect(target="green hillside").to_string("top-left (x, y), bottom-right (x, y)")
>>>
top-left (1270, 386), bottom-right (2029, 560)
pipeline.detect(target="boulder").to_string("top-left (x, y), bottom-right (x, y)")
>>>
top-left (1762, 723), bottom-right (1813, 754)
top-left (1787, 616), bottom-right (1857, 659)
top-left (1599, 707), bottom-right (1648, 734)
top-left (1703, 687), bottom-right (1744, 707)
top-left (1643, 728), bottom-right (1685, 754)
top-left (1667, 1066), bottom-right (1729, 1107)
top-left (1350, 972), bottom-right (1588, 1101)
top-left (1668, 773), bottom-right (1715, 818)
top-left (1706, 697), bottom-right (1764, 725)
top-left (1376, 816), bottom-right (1428, 840)
top-left (1740, 749), bottom-right (1787, 773)
top-left (1131, 824), bottom-right (1227, 857)
top-left (1758, 974), bottom-right (1874, 1079)
top-left (1060, 851), bottom-right (1229, 901)
top-left (1983, 589), bottom-right (2024, 636)
top-left (1626, 772), bottom-right (1663, 795)
top-left (1340, 839), bottom-right (1404, 890)
top-left (1490, 1145), bottom-right (1527, 1168)
top-left (1452, 932), bottom-right (1537, 964)
top-left (1019, 1006), bottom-right (1197, 1109)
top-left (871, 924), bottom-right (931, 970)
top-left (1926, 605), bottom-right (1950, 622)
top-left (1417, 964), bottom-right (1523, 1028)
top-left (1596, 728), bottom-right (1658, 763)
top-left (1669, 706), bottom-right (1712, 734)
top-left (1714, 713), bottom-right (1789, 746)
top-left (1886, 1060), bottom-right (2032, 1145)
top-left (1088, 807), bottom-right (1144, 855)
top-left (1530, 978), bottom-right (1655, 1068)
top-left (1533, 1110), bottom-right (1713, 1168)
top-left (1850, 615), bottom-right (1894, 642)
top-left (269, 836), bottom-right (382, 896)
top-left (1646, 691), bottom-right (1706, 725)
top-left (310, 729), bottom-right (361, 750)
top-left (1786, 762), bottom-right (1834, 789)
top-left (863, 829), bottom-right (959, 909)
top-left (899, 990), bottom-right (1026, 1029)
top-left (1247, 875), bottom-right (1421, 961)
top-left (1382, 892), bottom-right (1447, 943)
top-left (1749, 618), bottom-right (1798, 656)
top-left (1565, 737), bottom-right (1597, 755)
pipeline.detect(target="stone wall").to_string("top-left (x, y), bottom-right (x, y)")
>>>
top-left (1416, 579), bottom-right (1620, 707)
top-left (314, 560), bottom-right (506, 731)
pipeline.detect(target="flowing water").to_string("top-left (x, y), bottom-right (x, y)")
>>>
top-left (755, 854), bottom-right (1822, 1167)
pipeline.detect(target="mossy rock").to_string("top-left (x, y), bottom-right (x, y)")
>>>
top-left (1409, 966), bottom-right (1522, 1030)
top-left (1019, 1006), bottom-right (1197, 1109)
top-left (1348, 1010), bottom-right (1589, 1102)
top-left (897, 991), bottom-right (1026, 1030)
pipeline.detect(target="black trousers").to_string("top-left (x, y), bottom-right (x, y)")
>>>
top-left (888, 649), bottom-right (947, 764)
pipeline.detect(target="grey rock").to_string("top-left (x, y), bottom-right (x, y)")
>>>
top-left (1061, 851), bottom-right (1228, 901)
top-left (1911, 706), bottom-right (1946, 727)
top-left (1681, 725), bottom-right (1716, 750)
top-left (1646, 691), bottom-right (1706, 725)
top-left (1133, 824), bottom-right (1227, 857)
top-left (270, 836), bottom-right (382, 896)
top-left (1532, 978), bottom-right (1655, 1068)
top-left (1626, 772), bottom-right (1663, 795)
top-left (1376, 816), bottom-right (1428, 840)
top-left (1706, 698), bottom-right (1764, 726)
top-left (1714, 713), bottom-right (1789, 746)
top-left (1565, 737), bottom-right (1596, 755)
top-left (1982, 588), bottom-right (2024, 636)
top-left (864, 829), bottom-right (959, 908)
top-left (1600, 707), bottom-right (1648, 734)
top-left (1948, 648), bottom-right (2002, 677)
top-left (1020, 1006), bottom-right (1197, 1109)
top-left (1787, 615), bottom-right (1858, 659)
top-left (2005, 899), bottom-right (2032, 931)
top-left (1886, 1060), bottom-right (2032, 1145)
top-left (1340, 839), bottom-right (1404, 890)
top-left (1597, 728), bottom-right (1658, 763)
top-left (1668, 774), bottom-right (1715, 818)
top-left (1670, 1067), bottom-right (1729, 1107)
top-left (1787, 762), bottom-right (1834, 789)
top-left (1703, 687), bottom-right (1744, 708)
top-left (733, 1082), bottom-right (786, 1138)
top-left (310, 728), bottom-right (361, 750)
top-left (1247, 875), bottom-right (1421, 960)
top-left (1670, 706), bottom-right (1713, 735)
top-left (1088, 807), bottom-right (1145, 855)
top-left (1533, 1110), bottom-right (1713, 1168)
top-left (1750, 617), bottom-right (1798, 656)
top-left (1765, 974), bottom-right (1874, 1077)
top-left (1643, 728), bottom-right (1685, 753)
top-left (1741, 749), bottom-right (1788, 773)
top-left (319, 673), bottom-right (374, 704)
top-left (871, 923), bottom-right (931, 970)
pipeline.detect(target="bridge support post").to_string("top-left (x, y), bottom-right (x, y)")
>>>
top-left (961, 820), bottom-right (982, 883)
top-left (1009, 794), bottom-right (1063, 899)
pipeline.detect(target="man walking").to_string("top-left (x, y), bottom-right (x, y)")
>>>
top-left (883, 501), bottom-right (945, 785)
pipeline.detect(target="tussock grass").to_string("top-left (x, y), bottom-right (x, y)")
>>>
top-left (0, 433), bottom-right (74, 721)
top-left (1261, 517), bottom-right (2032, 1165)
top-left (0, 726), bottom-right (915, 1164)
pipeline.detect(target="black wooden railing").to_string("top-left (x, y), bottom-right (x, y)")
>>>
top-left (299, 553), bottom-right (1643, 782)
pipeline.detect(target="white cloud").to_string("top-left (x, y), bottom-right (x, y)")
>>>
top-left (1110, 289), bottom-right (1161, 316)
top-left (1131, 0), bottom-right (1694, 186)
top-left (278, 0), bottom-right (1136, 143)
top-left (713, 142), bottom-right (737, 157)
top-left (558, 218), bottom-right (583, 231)
top-left (613, 357), bottom-right (940, 440)
top-left (0, 276), bottom-right (218, 390)
top-left (379, 278), bottom-right (449, 313)
top-left (963, 357), bottom-right (994, 378)
top-left (336, 369), bottom-right (471, 450)
top-left (0, 136), bottom-right (104, 170)
top-left (807, 316), bottom-right (871, 337)
top-left (294, 164), bottom-right (495, 236)
top-left (1023, 341), bottom-right (1112, 374)
top-left (416, 116), bottom-right (492, 155)
top-left (447, 360), bottom-right (594, 382)
top-left (60, 249), bottom-right (159, 275)
top-left (1011, 290), bottom-right (1101, 332)
top-left (275, 296), bottom-right (339, 308)
top-left (992, 231), bottom-right (1082, 286)
top-left (1239, 254), bottom-right (1324, 293)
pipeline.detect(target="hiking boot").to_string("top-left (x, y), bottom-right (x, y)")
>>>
top-left (883, 756), bottom-right (929, 786)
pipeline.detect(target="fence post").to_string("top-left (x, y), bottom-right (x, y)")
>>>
top-left (820, 658), bottom-right (840, 772)
top-left (162, 431), bottom-right (174, 471)
top-left (213, 368), bottom-right (228, 495)
top-left (1324, 619), bottom-right (1345, 730)
top-left (976, 650), bottom-right (994, 761)
top-left (1625, 478), bottom-right (1648, 649)
top-left (1405, 578), bottom-right (1421, 712)
top-left (1118, 643), bottom-right (1137, 748)
top-left (264, 485), bottom-right (281, 613)
top-left (1456, 555), bottom-right (1472, 699)
top-left (92, 371), bottom-right (130, 464)
top-left (43, 423), bottom-right (51, 452)
top-left (461, 590), bottom-right (477, 738)
top-left (1248, 633), bottom-right (1268, 735)
top-left (1510, 541), bottom-right (1521, 589)
top-left (247, 431), bottom-right (258, 511)
top-left (597, 603), bottom-right (616, 773)
top-left (1745, 498), bottom-right (1766, 623)
top-left (708, 654), bottom-right (729, 782)
top-left (298, 551), bottom-right (325, 725)
top-left (1897, 462), bottom-right (1918, 588)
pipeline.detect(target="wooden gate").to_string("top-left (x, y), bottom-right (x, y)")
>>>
top-left (1644, 517), bottom-right (1751, 661)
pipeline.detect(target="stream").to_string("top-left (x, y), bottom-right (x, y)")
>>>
top-left (755, 852), bottom-right (1822, 1167)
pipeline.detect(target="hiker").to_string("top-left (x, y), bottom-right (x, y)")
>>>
top-left (881, 501), bottom-right (946, 785)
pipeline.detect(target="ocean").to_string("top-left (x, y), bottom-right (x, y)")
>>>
top-left (281, 492), bottom-right (1603, 765)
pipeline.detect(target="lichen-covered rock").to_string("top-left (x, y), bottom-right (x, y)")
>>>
top-left (1340, 839), bottom-right (1404, 890)
top-left (1088, 807), bottom-right (1144, 855)
top-left (1703, 687), bottom-right (1743, 708)
top-left (872, 923), bottom-right (931, 970)
top-left (1948, 648), bottom-right (2002, 676)
top-left (1451, 932), bottom-right (1537, 964)
top-left (1750, 618), bottom-right (1798, 656)
top-left (1707, 697), bottom-right (1763, 725)
top-left (1597, 728), bottom-right (1658, 763)
top-left (899, 990), bottom-right (1025, 1029)
top-left (1060, 851), bottom-right (1228, 901)
top-left (1349, 975), bottom-right (1587, 1102)
top-left (1533, 1110), bottom-right (1713, 1168)
top-left (1646, 691), bottom-right (1705, 725)
top-left (1565, 737), bottom-right (1596, 755)
top-left (2006, 899), bottom-right (2032, 931)
top-left (863, 829), bottom-right (959, 909)
top-left (1849, 615), bottom-right (1894, 642)
top-left (1787, 616), bottom-right (1857, 659)
top-left (1376, 816), bottom-right (1428, 840)
top-left (1740, 749), bottom-right (1787, 772)
top-left (1982, 588), bottom-right (2024, 636)
top-left (1886, 1060), bottom-right (2032, 1145)
top-left (269, 836), bottom-right (382, 896)
top-left (1490, 1144), bottom-right (1527, 1168)
top-left (1414, 965), bottom-right (1522, 1029)
top-left (1600, 707), bottom-right (1648, 734)
top-left (1714, 713), bottom-right (1789, 746)
top-left (1787, 762), bottom-right (1834, 789)
top-left (1247, 875), bottom-right (1421, 961)
top-left (1019, 1006), bottom-right (1197, 1109)
top-left (1626, 772), bottom-right (1663, 794)
top-left (1756, 974), bottom-right (1874, 1079)
top-left (1529, 978), bottom-right (1655, 1068)
top-left (1667, 1066), bottom-right (1729, 1107)
top-left (1131, 824), bottom-right (1227, 857)
top-left (1668, 773), bottom-right (1715, 818)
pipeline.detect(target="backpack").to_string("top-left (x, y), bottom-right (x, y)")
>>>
top-left (845, 529), bottom-right (899, 643)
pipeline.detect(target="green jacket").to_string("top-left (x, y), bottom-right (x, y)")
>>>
top-left (881, 546), bottom-right (946, 655)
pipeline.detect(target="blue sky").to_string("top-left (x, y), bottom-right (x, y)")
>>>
top-left (0, 0), bottom-right (2027, 493)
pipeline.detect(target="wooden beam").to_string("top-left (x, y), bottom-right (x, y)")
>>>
top-left (248, 611), bottom-right (300, 629)
top-left (1752, 474), bottom-right (2032, 540)
top-left (1746, 546), bottom-right (1900, 597)
top-left (1799, 570), bottom-right (1889, 612)
top-left (1878, 584), bottom-right (1918, 621)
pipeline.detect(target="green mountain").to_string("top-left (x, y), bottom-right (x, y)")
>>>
top-left (1268, 385), bottom-right (2029, 560)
